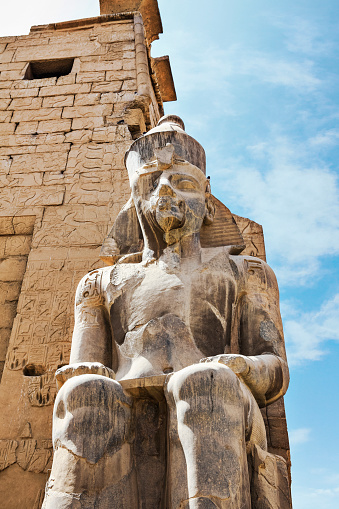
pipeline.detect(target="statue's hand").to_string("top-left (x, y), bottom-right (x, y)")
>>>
top-left (55, 362), bottom-right (115, 390)
top-left (200, 354), bottom-right (254, 377)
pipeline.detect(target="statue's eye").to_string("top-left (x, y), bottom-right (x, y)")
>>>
top-left (176, 179), bottom-right (196, 190)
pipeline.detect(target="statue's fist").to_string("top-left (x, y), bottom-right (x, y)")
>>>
top-left (55, 362), bottom-right (115, 390)
top-left (200, 354), bottom-right (254, 376)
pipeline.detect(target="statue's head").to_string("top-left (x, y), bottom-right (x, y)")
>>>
top-left (100, 115), bottom-right (244, 265)
top-left (125, 115), bottom-right (215, 247)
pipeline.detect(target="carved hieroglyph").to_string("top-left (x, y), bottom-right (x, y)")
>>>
top-left (42, 116), bottom-right (292, 509)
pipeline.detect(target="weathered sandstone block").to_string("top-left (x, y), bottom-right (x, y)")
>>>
top-left (8, 97), bottom-right (42, 110)
top-left (41, 95), bottom-right (74, 108)
top-left (37, 119), bottom-right (72, 133)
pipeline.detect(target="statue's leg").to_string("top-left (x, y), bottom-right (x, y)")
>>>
top-left (42, 374), bottom-right (137, 509)
top-left (165, 363), bottom-right (257, 509)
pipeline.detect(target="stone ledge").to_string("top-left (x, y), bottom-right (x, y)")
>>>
top-left (151, 55), bottom-right (176, 102)
top-left (100, 0), bottom-right (163, 44)
top-left (30, 1), bottom-right (163, 46)
top-left (30, 13), bottom-right (135, 34)
top-left (120, 374), bottom-right (166, 400)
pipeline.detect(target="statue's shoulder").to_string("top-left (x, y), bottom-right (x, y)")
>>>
top-left (229, 253), bottom-right (268, 269)
top-left (75, 266), bottom-right (112, 307)
top-left (201, 248), bottom-right (276, 281)
top-left (229, 254), bottom-right (278, 290)
top-left (75, 262), bottom-right (146, 307)
top-left (109, 261), bottom-right (145, 288)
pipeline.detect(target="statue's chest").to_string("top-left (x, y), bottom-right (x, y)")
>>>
top-left (127, 264), bottom-right (187, 325)
top-left (108, 260), bottom-right (237, 354)
top-left (108, 264), bottom-right (188, 344)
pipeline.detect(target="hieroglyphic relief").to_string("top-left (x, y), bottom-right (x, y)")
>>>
top-left (6, 257), bottom-right (103, 406)
top-left (233, 214), bottom-right (266, 261)
top-left (31, 205), bottom-right (114, 249)
top-left (0, 439), bottom-right (52, 473)
top-left (0, 440), bottom-right (17, 471)
top-left (0, 8), bottom-right (171, 507)
top-left (26, 373), bottom-right (57, 407)
top-left (244, 257), bottom-right (268, 290)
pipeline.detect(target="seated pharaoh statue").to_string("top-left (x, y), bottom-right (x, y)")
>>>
top-left (42, 116), bottom-right (291, 509)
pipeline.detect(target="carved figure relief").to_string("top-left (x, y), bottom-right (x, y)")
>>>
top-left (42, 116), bottom-right (291, 509)
top-left (0, 217), bottom-right (34, 381)
top-left (0, 438), bottom-right (52, 474)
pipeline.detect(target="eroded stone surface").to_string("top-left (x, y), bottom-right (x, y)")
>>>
top-left (0, 222), bottom-right (33, 380)
top-left (249, 444), bottom-right (291, 509)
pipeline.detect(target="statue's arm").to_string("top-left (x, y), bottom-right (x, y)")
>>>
top-left (56, 270), bottom-right (114, 389)
top-left (70, 271), bottom-right (112, 366)
top-left (202, 257), bottom-right (289, 407)
top-left (213, 352), bottom-right (288, 407)
top-left (235, 258), bottom-right (289, 406)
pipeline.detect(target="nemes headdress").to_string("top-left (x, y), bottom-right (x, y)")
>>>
top-left (100, 115), bottom-right (244, 265)
top-left (124, 114), bottom-right (206, 179)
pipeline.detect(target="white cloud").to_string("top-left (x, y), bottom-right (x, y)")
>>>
top-left (229, 51), bottom-right (321, 91)
top-left (289, 428), bottom-right (311, 446)
top-left (282, 294), bottom-right (339, 365)
top-left (214, 133), bottom-right (339, 285)
top-left (313, 487), bottom-right (339, 495)
top-left (170, 40), bottom-right (321, 95)
top-left (272, 16), bottom-right (333, 56)
top-left (309, 128), bottom-right (339, 147)
top-left (155, 19), bottom-right (323, 100)
top-left (293, 485), bottom-right (339, 509)
top-left (292, 466), bottom-right (339, 508)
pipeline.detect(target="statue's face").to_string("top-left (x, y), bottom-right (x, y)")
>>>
top-left (130, 160), bottom-right (208, 240)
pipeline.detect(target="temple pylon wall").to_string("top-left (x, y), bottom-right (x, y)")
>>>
top-left (0, 7), bottom-right (175, 507)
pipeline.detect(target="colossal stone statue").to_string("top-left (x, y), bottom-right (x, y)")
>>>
top-left (42, 116), bottom-right (291, 509)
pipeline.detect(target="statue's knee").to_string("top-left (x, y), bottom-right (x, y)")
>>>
top-left (56, 374), bottom-right (131, 413)
top-left (53, 375), bottom-right (133, 462)
top-left (166, 363), bottom-right (243, 408)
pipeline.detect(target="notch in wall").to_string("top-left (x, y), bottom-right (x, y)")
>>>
top-left (24, 58), bottom-right (74, 80)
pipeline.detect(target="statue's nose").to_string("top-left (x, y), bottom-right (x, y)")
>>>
top-left (158, 182), bottom-right (175, 197)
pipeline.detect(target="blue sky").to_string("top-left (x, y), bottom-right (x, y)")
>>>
top-left (1, 1), bottom-right (339, 507)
